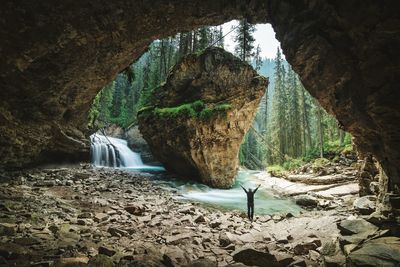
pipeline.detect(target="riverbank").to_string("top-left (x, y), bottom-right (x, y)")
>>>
top-left (0, 166), bottom-right (398, 266)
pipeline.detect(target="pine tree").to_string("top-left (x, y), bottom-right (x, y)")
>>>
top-left (234, 19), bottom-right (256, 62)
top-left (254, 45), bottom-right (262, 71)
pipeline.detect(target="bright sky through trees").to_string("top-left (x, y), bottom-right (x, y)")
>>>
top-left (222, 21), bottom-right (281, 59)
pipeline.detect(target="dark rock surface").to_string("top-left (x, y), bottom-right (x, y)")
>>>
top-left (1, 165), bottom-right (399, 266)
top-left (138, 47), bottom-right (267, 188)
top-left (347, 237), bottom-right (400, 267)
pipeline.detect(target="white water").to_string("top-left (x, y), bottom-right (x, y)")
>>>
top-left (153, 170), bottom-right (302, 215)
top-left (90, 134), bottom-right (300, 215)
top-left (90, 134), bottom-right (164, 171)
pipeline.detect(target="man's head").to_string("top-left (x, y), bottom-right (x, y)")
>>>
top-left (248, 188), bottom-right (253, 193)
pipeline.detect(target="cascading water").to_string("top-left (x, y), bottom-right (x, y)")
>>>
top-left (90, 134), bottom-right (164, 171)
top-left (90, 134), bottom-right (299, 215)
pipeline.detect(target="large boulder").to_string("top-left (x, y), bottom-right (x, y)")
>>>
top-left (138, 47), bottom-right (267, 188)
top-left (347, 237), bottom-right (400, 267)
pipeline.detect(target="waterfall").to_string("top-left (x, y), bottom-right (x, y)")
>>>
top-left (90, 134), bottom-right (145, 168)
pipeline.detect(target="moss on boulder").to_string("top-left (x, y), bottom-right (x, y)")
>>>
top-left (138, 47), bottom-right (267, 188)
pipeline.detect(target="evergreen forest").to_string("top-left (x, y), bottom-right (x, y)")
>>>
top-left (88, 21), bottom-right (353, 172)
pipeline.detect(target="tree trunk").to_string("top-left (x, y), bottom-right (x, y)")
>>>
top-left (316, 103), bottom-right (324, 158)
top-left (339, 129), bottom-right (345, 146)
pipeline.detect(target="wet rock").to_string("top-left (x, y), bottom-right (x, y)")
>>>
top-left (288, 259), bottom-right (306, 267)
top-left (74, 172), bottom-right (91, 180)
top-left (210, 220), bottom-right (222, 228)
top-left (194, 214), bottom-right (206, 223)
top-left (323, 255), bottom-right (346, 267)
top-left (88, 254), bottom-right (115, 267)
top-left (0, 243), bottom-right (30, 260)
top-left (162, 246), bottom-right (188, 266)
top-left (78, 212), bottom-right (92, 219)
top-left (138, 215), bottom-right (152, 223)
top-left (178, 206), bottom-right (195, 215)
top-left (56, 256), bottom-right (90, 266)
top-left (219, 232), bottom-right (232, 247)
top-left (273, 252), bottom-right (295, 266)
top-left (124, 205), bottom-right (144, 216)
top-left (94, 213), bottom-right (109, 223)
top-left (293, 238), bottom-right (322, 255)
top-left (14, 237), bottom-right (40, 246)
top-left (186, 258), bottom-right (217, 267)
top-left (108, 227), bottom-right (129, 237)
top-left (99, 246), bottom-right (116, 257)
top-left (0, 223), bottom-right (16, 236)
top-left (353, 195), bottom-right (376, 215)
top-left (294, 195), bottom-right (318, 208)
top-left (138, 47), bottom-right (267, 188)
top-left (366, 211), bottom-right (391, 225)
top-left (337, 219), bottom-right (378, 235)
top-left (165, 233), bottom-right (193, 245)
top-left (232, 246), bottom-right (277, 267)
top-left (34, 180), bottom-right (56, 187)
top-left (347, 237), bottom-right (400, 267)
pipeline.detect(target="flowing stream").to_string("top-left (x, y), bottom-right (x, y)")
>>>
top-left (91, 134), bottom-right (300, 215)
top-left (154, 170), bottom-right (301, 215)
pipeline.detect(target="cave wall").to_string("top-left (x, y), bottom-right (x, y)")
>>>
top-left (0, 0), bottom-right (269, 167)
top-left (0, 1), bottom-right (399, 193)
top-left (268, 1), bottom-right (400, 191)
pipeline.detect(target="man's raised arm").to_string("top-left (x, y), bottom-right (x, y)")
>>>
top-left (253, 184), bottom-right (261, 193)
top-left (240, 184), bottom-right (247, 193)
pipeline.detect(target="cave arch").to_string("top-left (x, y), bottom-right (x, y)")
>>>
top-left (0, 1), bottom-right (399, 192)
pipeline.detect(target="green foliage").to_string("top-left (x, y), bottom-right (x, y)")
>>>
top-left (341, 143), bottom-right (354, 156)
top-left (199, 103), bottom-right (231, 120)
top-left (240, 46), bottom-right (355, 170)
top-left (311, 157), bottom-right (331, 172)
top-left (267, 165), bottom-right (287, 177)
top-left (282, 158), bottom-right (305, 171)
top-left (143, 101), bottom-right (231, 121)
top-left (154, 101), bottom-right (202, 119)
top-left (234, 19), bottom-right (256, 62)
top-left (88, 26), bottom-right (224, 129)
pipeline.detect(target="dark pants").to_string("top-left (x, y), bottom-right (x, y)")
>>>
top-left (247, 202), bottom-right (254, 221)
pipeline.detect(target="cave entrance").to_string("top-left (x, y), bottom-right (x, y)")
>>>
top-left (87, 20), bottom-right (361, 210)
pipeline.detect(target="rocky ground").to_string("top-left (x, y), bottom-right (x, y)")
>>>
top-left (0, 166), bottom-right (399, 267)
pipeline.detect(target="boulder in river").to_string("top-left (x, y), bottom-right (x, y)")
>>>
top-left (138, 47), bottom-right (267, 188)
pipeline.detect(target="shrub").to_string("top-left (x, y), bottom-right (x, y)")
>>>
top-left (282, 158), bottom-right (305, 171)
top-left (267, 165), bottom-right (288, 177)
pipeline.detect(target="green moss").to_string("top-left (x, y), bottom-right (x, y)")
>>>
top-left (267, 165), bottom-right (288, 177)
top-left (341, 143), bottom-right (354, 155)
top-left (140, 100), bottom-right (231, 121)
top-left (282, 158), bottom-right (305, 171)
top-left (199, 103), bottom-right (231, 120)
top-left (312, 158), bottom-right (330, 172)
top-left (154, 101), bottom-right (202, 119)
